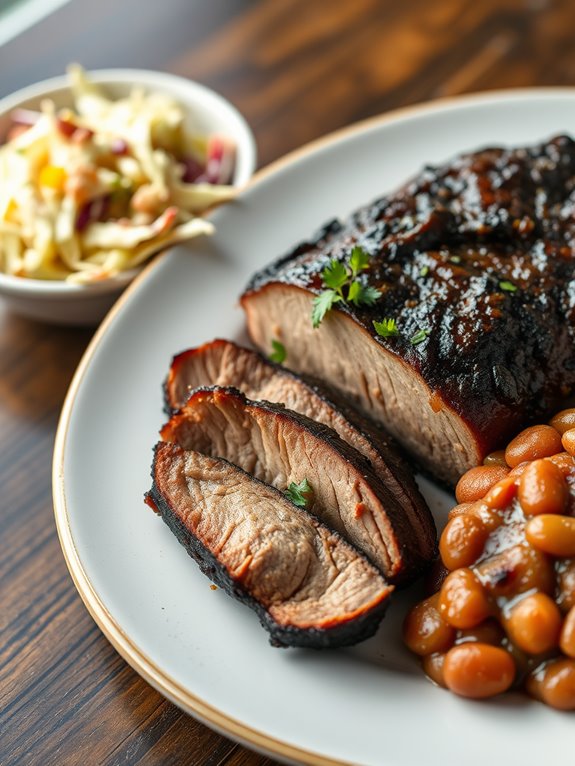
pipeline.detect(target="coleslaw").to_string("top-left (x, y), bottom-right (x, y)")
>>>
top-left (0, 65), bottom-right (237, 283)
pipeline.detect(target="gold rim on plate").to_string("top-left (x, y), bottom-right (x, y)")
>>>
top-left (52, 87), bottom-right (573, 766)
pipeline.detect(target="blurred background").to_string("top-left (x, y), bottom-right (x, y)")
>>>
top-left (2, 0), bottom-right (575, 168)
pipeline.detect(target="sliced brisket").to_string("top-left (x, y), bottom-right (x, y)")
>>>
top-left (147, 443), bottom-right (392, 648)
top-left (165, 338), bottom-right (436, 564)
top-left (161, 386), bottom-right (429, 583)
top-left (240, 135), bottom-right (575, 485)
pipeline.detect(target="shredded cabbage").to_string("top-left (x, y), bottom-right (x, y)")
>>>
top-left (0, 65), bottom-right (236, 282)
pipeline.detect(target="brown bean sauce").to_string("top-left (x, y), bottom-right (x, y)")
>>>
top-left (403, 410), bottom-right (575, 708)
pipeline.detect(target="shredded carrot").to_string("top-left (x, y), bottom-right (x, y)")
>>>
top-left (39, 165), bottom-right (67, 191)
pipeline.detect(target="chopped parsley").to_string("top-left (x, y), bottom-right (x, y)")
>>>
top-left (322, 259), bottom-right (348, 291)
top-left (348, 280), bottom-right (381, 307)
top-left (449, 255), bottom-right (462, 264)
top-left (419, 265), bottom-right (429, 278)
top-left (269, 339), bottom-right (286, 364)
top-left (349, 244), bottom-right (370, 275)
top-left (410, 328), bottom-right (431, 346)
top-left (499, 280), bottom-right (518, 293)
top-left (311, 289), bottom-right (341, 328)
top-left (285, 478), bottom-right (313, 509)
top-left (311, 246), bottom-right (381, 328)
top-left (373, 317), bottom-right (399, 338)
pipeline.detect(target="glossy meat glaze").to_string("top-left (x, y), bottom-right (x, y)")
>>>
top-left (244, 135), bottom-right (575, 470)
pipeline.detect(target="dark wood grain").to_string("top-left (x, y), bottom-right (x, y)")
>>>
top-left (1, 0), bottom-right (574, 763)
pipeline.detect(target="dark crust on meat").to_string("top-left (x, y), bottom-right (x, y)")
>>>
top-left (147, 443), bottom-right (391, 649)
top-left (242, 135), bottom-right (575, 458)
top-left (162, 386), bottom-right (432, 583)
top-left (163, 338), bottom-right (435, 563)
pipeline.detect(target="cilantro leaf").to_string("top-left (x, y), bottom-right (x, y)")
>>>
top-left (347, 280), bottom-right (361, 305)
top-left (349, 245), bottom-right (370, 277)
top-left (269, 339), bottom-right (286, 364)
top-left (373, 318), bottom-right (399, 338)
top-left (352, 284), bottom-right (381, 307)
top-left (321, 260), bottom-right (348, 291)
top-left (312, 289), bottom-right (340, 328)
top-left (499, 280), bottom-right (518, 293)
top-left (285, 478), bottom-right (313, 509)
top-left (311, 248), bottom-right (380, 327)
top-left (410, 328), bottom-right (431, 346)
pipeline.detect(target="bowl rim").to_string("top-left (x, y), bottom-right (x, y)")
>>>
top-left (0, 68), bottom-right (257, 299)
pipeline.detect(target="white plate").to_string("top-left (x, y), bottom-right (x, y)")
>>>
top-left (53, 89), bottom-right (575, 766)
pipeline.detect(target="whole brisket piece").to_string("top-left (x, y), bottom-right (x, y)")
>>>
top-left (240, 135), bottom-right (575, 485)
top-left (147, 443), bottom-right (392, 648)
top-left (161, 386), bottom-right (429, 582)
top-left (165, 338), bottom-right (436, 564)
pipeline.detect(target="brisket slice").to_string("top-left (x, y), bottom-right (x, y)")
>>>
top-left (164, 338), bottom-right (436, 564)
top-left (147, 443), bottom-right (392, 648)
top-left (240, 135), bottom-right (575, 485)
top-left (161, 386), bottom-right (428, 583)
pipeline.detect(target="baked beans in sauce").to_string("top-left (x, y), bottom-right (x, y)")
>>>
top-left (403, 408), bottom-right (575, 709)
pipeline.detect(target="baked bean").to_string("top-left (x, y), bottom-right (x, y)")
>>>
top-left (517, 459), bottom-right (567, 516)
top-left (483, 450), bottom-right (508, 467)
top-left (404, 406), bottom-right (575, 709)
top-left (525, 515), bottom-right (575, 558)
top-left (455, 465), bottom-right (510, 504)
top-left (557, 560), bottom-right (575, 612)
top-left (562, 428), bottom-right (575, 457)
top-left (469, 503), bottom-right (503, 534)
top-left (468, 501), bottom-right (503, 533)
top-left (504, 592), bottom-right (562, 655)
top-left (448, 502), bottom-right (473, 520)
top-left (484, 475), bottom-right (518, 510)
top-left (439, 515), bottom-right (488, 570)
top-left (550, 408), bottom-right (575, 435)
top-left (545, 452), bottom-right (575, 477)
top-left (438, 568), bottom-right (492, 629)
top-left (422, 652), bottom-right (447, 687)
top-left (456, 618), bottom-right (505, 646)
top-left (509, 461), bottom-right (530, 478)
top-left (560, 606), bottom-right (575, 658)
top-left (476, 543), bottom-right (555, 599)
top-left (442, 643), bottom-right (515, 699)
top-left (529, 659), bottom-right (575, 710)
top-left (402, 595), bottom-right (456, 656)
top-left (505, 425), bottom-right (563, 467)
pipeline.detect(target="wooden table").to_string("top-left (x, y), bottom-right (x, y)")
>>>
top-left (1, 0), bottom-right (574, 763)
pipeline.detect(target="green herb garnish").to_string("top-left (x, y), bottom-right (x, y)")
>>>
top-left (348, 282), bottom-right (381, 307)
top-left (311, 288), bottom-right (341, 328)
top-left (269, 339), bottom-right (286, 364)
top-left (349, 245), bottom-right (370, 275)
top-left (449, 255), bottom-right (462, 264)
top-left (285, 478), bottom-right (313, 509)
top-left (373, 318), bottom-right (399, 338)
top-left (311, 246), bottom-right (381, 328)
top-left (419, 265), bottom-right (429, 278)
top-left (499, 280), bottom-right (518, 293)
top-left (322, 259), bottom-right (348, 291)
top-left (410, 328), bottom-right (431, 346)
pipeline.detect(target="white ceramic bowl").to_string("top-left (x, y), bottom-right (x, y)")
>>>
top-left (0, 69), bottom-right (257, 326)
